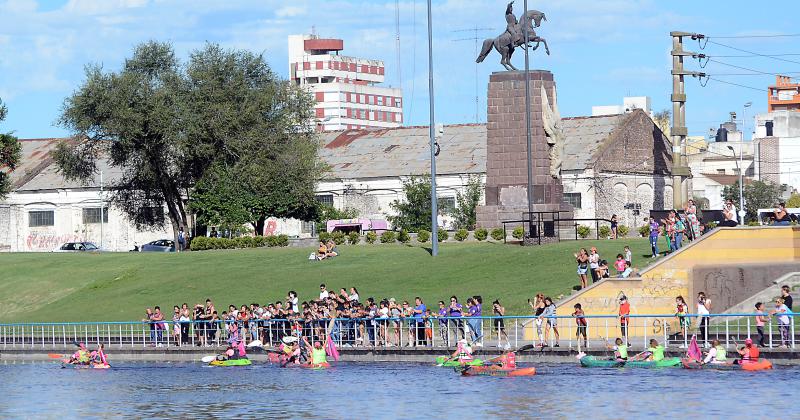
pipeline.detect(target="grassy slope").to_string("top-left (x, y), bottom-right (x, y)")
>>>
top-left (0, 238), bottom-right (652, 322)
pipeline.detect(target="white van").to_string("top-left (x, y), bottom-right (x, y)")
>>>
top-left (756, 208), bottom-right (800, 225)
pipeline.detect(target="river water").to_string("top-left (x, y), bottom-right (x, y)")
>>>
top-left (1, 361), bottom-right (797, 419)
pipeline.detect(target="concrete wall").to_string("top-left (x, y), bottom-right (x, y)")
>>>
top-left (693, 263), bottom-right (800, 313)
top-left (556, 226), bottom-right (800, 335)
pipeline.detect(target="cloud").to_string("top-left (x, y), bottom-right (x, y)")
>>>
top-left (63, 0), bottom-right (149, 15)
top-left (275, 5), bottom-right (306, 18)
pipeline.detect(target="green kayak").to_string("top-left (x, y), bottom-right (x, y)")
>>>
top-left (435, 356), bottom-right (484, 367)
top-left (580, 355), bottom-right (681, 368)
top-left (209, 358), bottom-right (252, 367)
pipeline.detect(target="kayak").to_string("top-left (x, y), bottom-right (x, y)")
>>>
top-left (61, 362), bottom-right (110, 369)
top-left (681, 359), bottom-right (773, 371)
top-left (457, 365), bottom-right (536, 377)
top-left (580, 355), bottom-right (681, 368)
top-left (209, 358), bottom-right (252, 367)
top-left (435, 356), bottom-right (484, 367)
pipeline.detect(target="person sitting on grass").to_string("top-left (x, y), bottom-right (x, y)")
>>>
top-left (619, 261), bottom-right (634, 278)
top-left (325, 240), bottom-right (338, 258)
top-left (317, 242), bottom-right (328, 260)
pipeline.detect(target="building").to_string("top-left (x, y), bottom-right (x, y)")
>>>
top-left (288, 34), bottom-right (403, 131)
top-left (768, 75), bottom-right (800, 112)
top-left (754, 110), bottom-right (800, 192)
top-left (559, 109), bottom-right (674, 227)
top-left (0, 139), bottom-right (172, 252)
top-left (591, 96), bottom-right (652, 117)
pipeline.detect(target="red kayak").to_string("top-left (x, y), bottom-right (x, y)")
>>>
top-left (457, 365), bottom-right (536, 377)
top-left (681, 359), bottom-right (773, 371)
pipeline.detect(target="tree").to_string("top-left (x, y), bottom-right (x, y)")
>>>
top-left (0, 98), bottom-right (21, 198)
top-left (453, 174), bottom-right (483, 230)
top-left (786, 193), bottom-right (800, 208)
top-left (55, 42), bottom-right (321, 245)
top-left (721, 180), bottom-right (784, 221)
top-left (653, 109), bottom-right (671, 136)
top-left (389, 175), bottom-right (432, 232)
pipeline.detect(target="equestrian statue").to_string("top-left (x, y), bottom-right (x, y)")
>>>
top-left (476, 1), bottom-right (549, 71)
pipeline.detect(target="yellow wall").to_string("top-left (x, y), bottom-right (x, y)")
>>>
top-left (551, 227), bottom-right (800, 337)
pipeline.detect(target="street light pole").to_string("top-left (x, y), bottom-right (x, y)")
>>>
top-left (100, 169), bottom-right (104, 250)
top-left (740, 102), bottom-right (751, 222)
top-left (427, 0), bottom-right (439, 256)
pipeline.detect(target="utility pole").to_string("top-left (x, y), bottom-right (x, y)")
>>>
top-left (452, 26), bottom-right (494, 123)
top-left (670, 32), bottom-right (703, 209)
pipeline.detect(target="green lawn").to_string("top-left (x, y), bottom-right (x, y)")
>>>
top-left (0, 238), bottom-right (652, 322)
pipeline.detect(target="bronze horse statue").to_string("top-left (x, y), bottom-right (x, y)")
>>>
top-left (476, 6), bottom-right (549, 71)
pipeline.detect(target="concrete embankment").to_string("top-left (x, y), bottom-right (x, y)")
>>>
top-left (3, 347), bottom-right (799, 364)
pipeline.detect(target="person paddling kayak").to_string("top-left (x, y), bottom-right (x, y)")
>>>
top-left (281, 336), bottom-right (301, 365)
top-left (734, 338), bottom-right (760, 365)
top-left (89, 344), bottom-right (108, 366)
top-left (606, 337), bottom-right (628, 362)
top-left (450, 339), bottom-right (474, 364)
top-left (702, 339), bottom-right (728, 365)
top-left (302, 336), bottom-right (331, 367)
top-left (67, 342), bottom-right (91, 365)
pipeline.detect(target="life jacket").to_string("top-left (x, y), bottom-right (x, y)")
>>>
top-left (502, 352), bottom-right (516, 368)
top-left (617, 344), bottom-right (628, 360)
top-left (78, 349), bottom-right (90, 363)
top-left (649, 345), bottom-right (665, 361)
top-left (744, 346), bottom-right (759, 361)
top-left (283, 344), bottom-right (294, 356)
top-left (715, 345), bottom-right (727, 362)
top-left (311, 347), bottom-right (327, 364)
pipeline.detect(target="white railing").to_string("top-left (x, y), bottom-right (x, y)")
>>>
top-left (0, 313), bottom-right (794, 351)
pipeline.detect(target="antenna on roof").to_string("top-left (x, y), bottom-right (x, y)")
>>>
top-left (311, 25), bottom-right (317, 36)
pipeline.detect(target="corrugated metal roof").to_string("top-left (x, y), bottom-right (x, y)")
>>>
top-left (560, 114), bottom-right (626, 171)
top-left (10, 139), bottom-right (121, 192)
top-left (318, 124), bottom-right (486, 179)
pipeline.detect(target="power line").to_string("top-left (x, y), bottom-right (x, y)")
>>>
top-left (709, 33), bottom-right (800, 39)
top-left (710, 53), bottom-right (800, 58)
top-left (706, 58), bottom-right (797, 76)
top-left (704, 76), bottom-right (763, 92)
top-left (706, 39), bottom-right (800, 65)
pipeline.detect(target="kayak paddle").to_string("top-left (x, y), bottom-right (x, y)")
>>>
top-left (485, 344), bottom-right (535, 365)
top-left (246, 340), bottom-right (263, 348)
top-left (201, 356), bottom-right (215, 363)
top-left (48, 353), bottom-right (66, 359)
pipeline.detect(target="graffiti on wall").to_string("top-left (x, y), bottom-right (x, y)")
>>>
top-left (26, 232), bottom-right (83, 251)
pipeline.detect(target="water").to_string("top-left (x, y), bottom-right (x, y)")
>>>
top-left (1, 361), bottom-right (797, 419)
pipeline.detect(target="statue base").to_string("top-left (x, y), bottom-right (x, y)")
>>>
top-left (476, 70), bottom-right (571, 230)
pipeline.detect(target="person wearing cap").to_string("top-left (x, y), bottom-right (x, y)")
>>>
top-left (449, 338), bottom-right (474, 364)
top-left (734, 338), bottom-right (759, 364)
top-left (281, 335), bottom-right (301, 364)
top-left (68, 342), bottom-right (91, 365)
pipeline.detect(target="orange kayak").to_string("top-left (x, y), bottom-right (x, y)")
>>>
top-left (457, 365), bottom-right (536, 377)
top-left (681, 359), bottom-right (773, 371)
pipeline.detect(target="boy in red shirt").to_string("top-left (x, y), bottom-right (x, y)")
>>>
top-left (618, 295), bottom-right (630, 345)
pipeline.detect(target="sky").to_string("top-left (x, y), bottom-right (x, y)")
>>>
top-left (0, 0), bottom-right (798, 139)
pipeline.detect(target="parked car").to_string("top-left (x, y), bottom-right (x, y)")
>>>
top-left (141, 239), bottom-right (175, 252)
top-left (53, 242), bottom-right (101, 252)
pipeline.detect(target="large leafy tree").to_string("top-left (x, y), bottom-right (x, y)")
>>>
top-left (0, 99), bottom-right (21, 198)
top-left (54, 41), bottom-right (320, 244)
top-left (722, 180), bottom-right (784, 222)
top-left (390, 175), bottom-right (433, 232)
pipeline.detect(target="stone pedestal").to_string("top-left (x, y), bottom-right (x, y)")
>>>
top-left (476, 70), bottom-right (569, 228)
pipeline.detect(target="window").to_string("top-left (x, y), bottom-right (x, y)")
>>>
top-left (563, 193), bottom-right (582, 209)
top-left (82, 207), bottom-right (109, 224)
top-left (437, 197), bottom-right (456, 214)
top-left (716, 169), bottom-right (725, 174)
top-left (29, 210), bottom-right (54, 227)
top-left (316, 194), bottom-right (334, 206)
top-left (301, 221), bottom-right (315, 234)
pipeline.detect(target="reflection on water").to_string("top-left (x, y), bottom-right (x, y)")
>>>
top-left (0, 361), bottom-right (796, 419)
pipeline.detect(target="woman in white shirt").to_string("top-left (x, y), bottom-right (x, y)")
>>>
top-left (348, 287), bottom-right (360, 303)
top-left (696, 292), bottom-right (711, 346)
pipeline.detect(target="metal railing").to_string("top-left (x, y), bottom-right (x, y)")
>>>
top-left (0, 313), bottom-right (795, 351)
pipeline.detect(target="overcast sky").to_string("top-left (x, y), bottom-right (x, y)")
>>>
top-left (1, 0), bottom-right (797, 139)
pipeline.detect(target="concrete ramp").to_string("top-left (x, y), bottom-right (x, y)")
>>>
top-left (556, 227), bottom-right (800, 326)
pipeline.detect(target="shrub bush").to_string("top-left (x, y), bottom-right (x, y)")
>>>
top-left (746, 220), bottom-right (760, 227)
top-left (347, 231), bottom-right (360, 245)
top-left (512, 226), bottom-right (524, 240)
top-left (332, 230), bottom-right (346, 245)
top-left (417, 229), bottom-right (430, 243)
top-left (318, 231), bottom-right (331, 243)
top-left (474, 227), bottom-right (488, 241)
top-left (380, 231), bottom-right (396, 243)
top-left (437, 229), bottom-right (448, 242)
top-left (638, 225), bottom-right (650, 237)
top-left (617, 225), bottom-right (629, 237)
top-left (189, 236), bottom-right (208, 251)
top-left (254, 236), bottom-right (268, 247)
top-left (490, 228), bottom-right (505, 241)
top-left (397, 230), bottom-right (410, 244)
top-left (598, 225), bottom-right (611, 238)
top-left (577, 225), bottom-right (591, 238)
top-left (454, 228), bottom-right (469, 241)
top-left (365, 231), bottom-right (378, 244)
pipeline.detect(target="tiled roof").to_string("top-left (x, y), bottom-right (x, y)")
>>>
top-left (318, 124), bottom-right (486, 179)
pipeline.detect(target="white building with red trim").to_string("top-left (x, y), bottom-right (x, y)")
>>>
top-left (288, 34), bottom-right (403, 131)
